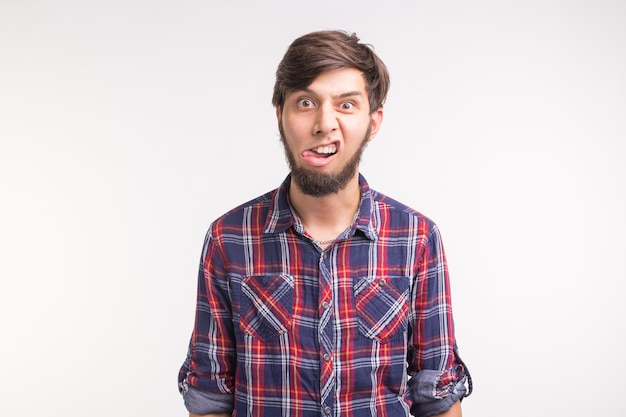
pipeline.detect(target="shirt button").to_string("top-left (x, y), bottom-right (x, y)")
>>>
top-left (322, 301), bottom-right (330, 309)
top-left (323, 406), bottom-right (332, 415)
top-left (323, 353), bottom-right (331, 361)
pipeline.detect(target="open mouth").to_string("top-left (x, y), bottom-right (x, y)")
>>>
top-left (310, 144), bottom-right (337, 158)
top-left (300, 142), bottom-right (338, 166)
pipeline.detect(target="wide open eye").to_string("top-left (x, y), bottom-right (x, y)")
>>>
top-left (297, 98), bottom-right (315, 108)
top-left (339, 101), bottom-right (355, 111)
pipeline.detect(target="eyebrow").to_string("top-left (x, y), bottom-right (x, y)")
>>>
top-left (300, 88), bottom-right (364, 100)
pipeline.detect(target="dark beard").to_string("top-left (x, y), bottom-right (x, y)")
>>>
top-left (280, 125), bottom-right (371, 197)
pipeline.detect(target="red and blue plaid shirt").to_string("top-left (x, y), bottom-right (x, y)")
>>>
top-left (179, 174), bottom-right (471, 417)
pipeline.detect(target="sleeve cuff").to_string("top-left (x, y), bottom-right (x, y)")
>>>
top-left (183, 386), bottom-right (234, 415)
top-left (408, 369), bottom-right (468, 417)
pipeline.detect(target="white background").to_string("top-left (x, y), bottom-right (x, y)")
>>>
top-left (1, 1), bottom-right (625, 416)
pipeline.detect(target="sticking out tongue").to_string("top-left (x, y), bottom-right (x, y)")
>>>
top-left (305, 144), bottom-right (337, 158)
top-left (313, 150), bottom-right (333, 158)
top-left (303, 148), bottom-right (335, 158)
top-left (301, 149), bottom-right (336, 166)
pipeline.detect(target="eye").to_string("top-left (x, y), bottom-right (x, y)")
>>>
top-left (339, 101), bottom-right (355, 110)
top-left (297, 98), bottom-right (315, 108)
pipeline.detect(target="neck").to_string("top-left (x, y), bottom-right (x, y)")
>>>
top-left (289, 174), bottom-right (361, 243)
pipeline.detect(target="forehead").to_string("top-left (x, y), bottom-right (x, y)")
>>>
top-left (299, 67), bottom-right (367, 97)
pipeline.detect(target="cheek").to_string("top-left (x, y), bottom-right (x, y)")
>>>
top-left (282, 114), bottom-right (310, 137)
top-left (342, 117), bottom-right (371, 138)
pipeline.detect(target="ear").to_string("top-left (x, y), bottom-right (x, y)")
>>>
top-left (275, 106), bottom-right (285, 136)
top-left (275, 106), bottom-right (284, 135)
top-left (276, 106), bottom-right (283, 123)
top-left (367, 107), bottom-right (384, 142)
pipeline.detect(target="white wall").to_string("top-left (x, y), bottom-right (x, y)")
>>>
top-left (1, 1), bottom-right (624, 416)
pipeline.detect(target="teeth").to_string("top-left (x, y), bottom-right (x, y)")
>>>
top-left (314, 145), bottom-right (337, 154)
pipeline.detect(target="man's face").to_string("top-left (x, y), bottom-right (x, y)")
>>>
top-left (277, 67), bottom-right (383, 197)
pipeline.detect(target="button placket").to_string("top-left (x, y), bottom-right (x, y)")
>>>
top-left (318, 251), bottom-right (335, 417)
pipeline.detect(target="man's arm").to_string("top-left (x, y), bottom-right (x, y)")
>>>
top-left (179, 230), bottom-right (236, 416)
top-left (408, 224), bottom-right (471, 417)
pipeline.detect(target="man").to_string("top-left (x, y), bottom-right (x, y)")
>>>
top-left (178, 30), bottom-right (472, 417)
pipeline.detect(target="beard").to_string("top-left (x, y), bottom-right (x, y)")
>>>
top-left (280, 124), bottom-right (371, 197)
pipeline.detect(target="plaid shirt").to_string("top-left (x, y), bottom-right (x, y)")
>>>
top-left (179, 174), bottom-right (471, 417)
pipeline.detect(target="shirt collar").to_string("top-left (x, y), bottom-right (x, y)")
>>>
top-left (263, 173), bottom-right (379, 242)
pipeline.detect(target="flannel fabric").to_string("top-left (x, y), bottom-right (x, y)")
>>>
top-left (179, 174), bottom-right (471, 417)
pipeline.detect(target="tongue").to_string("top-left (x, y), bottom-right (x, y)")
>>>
top-left (301, 150), bottom-right (334, 166)
top-left (304, 150), bottom-right (331, 158)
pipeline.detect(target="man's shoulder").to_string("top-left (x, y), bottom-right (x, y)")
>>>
top-left (369, 188), bottom-right (437, 229)
top-left (213, 188), bottom-right (277, 225)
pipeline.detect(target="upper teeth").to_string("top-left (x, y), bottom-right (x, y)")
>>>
top-left (314, 145), bottom-right (336, 154)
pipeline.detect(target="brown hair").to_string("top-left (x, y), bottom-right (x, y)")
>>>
top-left (272, 30), bottom-right (390, 114)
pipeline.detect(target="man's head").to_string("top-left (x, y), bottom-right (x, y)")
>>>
top-left (274, 31), bottom-right (389, 197)
top-left (272, 30), bottom-right (390, 115)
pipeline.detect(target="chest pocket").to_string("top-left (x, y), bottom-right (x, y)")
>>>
top-left (240, 274), bottom-right (294, 341)
top-left (354, 276), bottom-right (409, 343)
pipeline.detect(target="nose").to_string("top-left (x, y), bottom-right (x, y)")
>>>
top-left (313, 103), bottom-right (338, 136)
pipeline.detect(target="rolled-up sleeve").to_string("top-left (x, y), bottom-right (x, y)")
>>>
top-left (407, 224), bottom-right (472, 417)
top-left (178, 227), bottom-right (236, 414)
